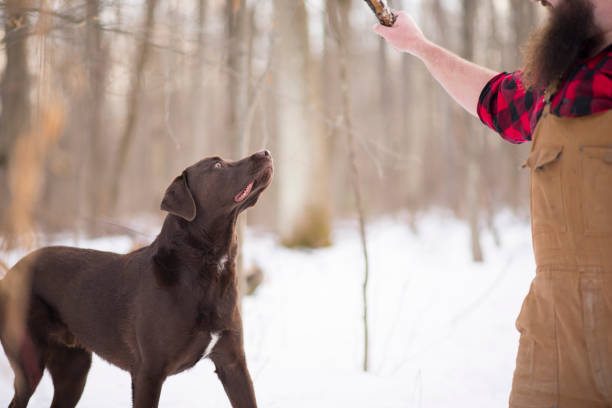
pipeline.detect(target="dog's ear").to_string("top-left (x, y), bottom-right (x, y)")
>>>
top-left (161, 173), bottom-right (196, 221)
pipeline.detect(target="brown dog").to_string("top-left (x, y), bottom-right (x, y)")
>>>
top-left (0, 150), bottom-right (273, 408)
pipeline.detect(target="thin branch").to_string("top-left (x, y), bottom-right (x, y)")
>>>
top-left (329, 0), bottom-right (371, 373)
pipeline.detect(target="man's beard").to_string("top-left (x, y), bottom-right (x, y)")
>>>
top-left (522, 0), bottom-right (604, 90)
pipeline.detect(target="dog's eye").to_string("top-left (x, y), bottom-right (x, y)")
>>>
top-left (214, 162), bottom-right (222, 169)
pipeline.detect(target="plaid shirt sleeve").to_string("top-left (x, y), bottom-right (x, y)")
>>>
top-left (477, 71), bottom-right (545, 144)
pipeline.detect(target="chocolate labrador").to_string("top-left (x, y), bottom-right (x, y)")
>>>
top-left (0, 150), bottom-right (273, 408)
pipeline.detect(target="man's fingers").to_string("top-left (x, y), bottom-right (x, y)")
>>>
top-left (373, 11), bottom-right (405, 36)
top-left (373, 23), bottom-right (391, 37)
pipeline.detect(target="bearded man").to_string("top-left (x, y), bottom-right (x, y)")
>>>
top-left (375, 0), bottom-right (612, 407)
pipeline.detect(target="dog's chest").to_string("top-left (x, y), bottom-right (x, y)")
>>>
top-left (191, 259), bottom-right (237, 331)
top-left (215, 254), bottom-right (228, 274)
top-left (171, 330), bottom-right (222, 374)
top-left (194, 291), bottom-right (236, 333)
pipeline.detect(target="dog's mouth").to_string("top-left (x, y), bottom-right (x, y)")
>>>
top-left (234, 181), bottom-right (254, 203)
top-left (233, 165), bottom-right (273, 204)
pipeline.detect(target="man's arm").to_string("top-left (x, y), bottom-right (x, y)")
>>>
top-left (374, 11), bottom-right (497, 117)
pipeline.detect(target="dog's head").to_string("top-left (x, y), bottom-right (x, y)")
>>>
top-left (161, 150), bottom-right (274, 224)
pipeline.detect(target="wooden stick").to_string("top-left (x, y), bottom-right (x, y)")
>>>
top-left (363, 0), bottom-right (396, 27)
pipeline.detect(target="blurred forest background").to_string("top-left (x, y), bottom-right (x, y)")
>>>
top-left (0, 0), bottom-right (543, 260)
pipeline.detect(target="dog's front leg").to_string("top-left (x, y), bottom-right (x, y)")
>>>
top-left (131, 368), bottom-right (165, 408)
top-left (210, 332), bottom-right (257, 408)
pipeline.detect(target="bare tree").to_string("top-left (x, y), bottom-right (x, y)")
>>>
top-left (460, 0), bottom-right (484, 262)
top-left (190, 0), bottom-right (208, 161)
top-left (226, 0), bottom-right (248, 158)
top-left (84, 0), bottom-right (108, 234)
top-left (225, 0), bottom-right (250, 298)
top-left (508, 0), bottom-right (539, 67)
top-left (400, 0), bottom-right (427, 220)
top-left (330, 0), bottom-right (371, 372)
top-left (376, 34), bottom-right (393, 157)
top-left (108, 0), bottom-right (160, 212)
top-left (274, 0), bottom-right (331, 248)
top-left (0, 0), bottom-right (32, 245)
top-left (422, 0), bottom-right (458, 211)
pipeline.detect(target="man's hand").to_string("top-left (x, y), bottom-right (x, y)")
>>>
top-left (373, 11), bottom-right (429, 57)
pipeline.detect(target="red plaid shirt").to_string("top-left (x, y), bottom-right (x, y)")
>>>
top-left (477, 44), bottom-right (612, 144)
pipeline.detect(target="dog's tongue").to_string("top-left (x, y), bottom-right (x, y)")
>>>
top-left (234, 181), bottom-right (254, 202)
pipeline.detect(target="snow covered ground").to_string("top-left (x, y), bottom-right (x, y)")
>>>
top-left (0, 211), bottom-right (536, 407)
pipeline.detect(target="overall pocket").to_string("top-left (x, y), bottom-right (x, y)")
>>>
top-left (523, 145), bottom-right (566, 234)
top-left (581, 276), bottom-right (612, 403)
top-left (512, 275), bottom-right (558, 403)
top-left (580, 146), bottom-right (612, 235)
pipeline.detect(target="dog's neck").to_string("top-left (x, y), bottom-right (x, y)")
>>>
top-left (152, 213), bottom-right (239, 279)
top-left (160, 213), bottom-right (237, 251)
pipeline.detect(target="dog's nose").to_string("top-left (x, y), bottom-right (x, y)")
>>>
top-left (254, 149), bottom-right (271, 159)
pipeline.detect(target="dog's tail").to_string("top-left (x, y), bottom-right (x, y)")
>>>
top-left (0, 259), bottom-right (8, 278)
top-left (0, 257), bottom-right (46, 393)
top-left (0, 257), bottom-right (33, 355)
top-left (0, 259), bottom-right (8, 330)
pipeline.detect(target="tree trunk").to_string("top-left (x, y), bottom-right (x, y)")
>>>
top-left (225, 0), bottom-right (250, 299)
top-left (461, 0), bottom-right (484, 262)
top-left (483, 0), bottom-right (502, 246)
top-left (108, 0), bottom-right (160, 212)
top-left (400, 0), bottom-right (427, 214)
top-left (226, 0), bottom-right (249, 158)
top-left (0, 0), bottom-right (31, 244)
top-left (377, 36), bottom-right (394, 156)
top-left (190, 0), bottom-right (208, 161)
top-left (84, 0), bottom-right (107, 235)
top-left (427, 0), bottom-right (457, 209)
top-left (274, 0), bottom-right (331, 248)
top-left (509, 0), bottom-right (538, 67)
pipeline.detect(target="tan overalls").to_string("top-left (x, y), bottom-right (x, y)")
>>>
top-left (510, 106), bottom-right (612, 407)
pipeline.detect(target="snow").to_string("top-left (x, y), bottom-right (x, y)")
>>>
top-left (0, 211), bottom-right (536, 407)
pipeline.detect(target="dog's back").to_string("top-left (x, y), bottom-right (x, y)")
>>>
top-left (1, 246), bottom-right (143, 407)
top-left (19, 247), bottom-right (140, 366)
